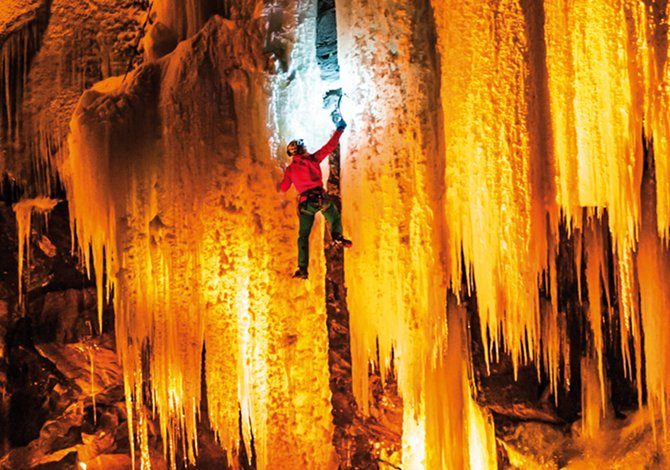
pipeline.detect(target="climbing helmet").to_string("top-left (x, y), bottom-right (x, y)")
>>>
top-left (287, 139), bottom-right (305, 156)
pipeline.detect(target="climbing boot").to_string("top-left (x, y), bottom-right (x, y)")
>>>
top-left (332, 234), bottom-right (353, 248)
top-left (293, 267), bottom-right (309, 279)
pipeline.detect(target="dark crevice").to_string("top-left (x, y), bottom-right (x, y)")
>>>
top-left (317, 1), bottom-right (377, 467)
top-left (316, 0), bottom-right (339, 82)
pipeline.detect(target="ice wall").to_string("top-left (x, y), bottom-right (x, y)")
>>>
top-left (64, 12), bottom-right (332, 469)
top-left (432, 0), bottom-right (556, 378)
top-left (336, 0), bottom-right (497, 467)
top-left (339, 0), bottom-right (670, 465)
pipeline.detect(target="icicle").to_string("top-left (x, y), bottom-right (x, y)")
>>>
top-left (540, 297), bottom-right (566, 406)
top-left (12, 197), bottom-right (58, 309)
top-left (13, 201), bottom-right (31, 310)
top-left (432, 0), bottom-right (547, 376)
top-left (580, 355), bottom-right (609, 439)
top-left (583, 217), bottom-right (610, 413)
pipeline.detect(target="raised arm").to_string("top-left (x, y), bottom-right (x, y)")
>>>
top-left (313, 129), bottom-right (344, 163)
top-left (278, 171), bottom-right (292, 192)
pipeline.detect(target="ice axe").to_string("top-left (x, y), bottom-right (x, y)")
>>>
top-left (323, 89), bottom-right (345, 125)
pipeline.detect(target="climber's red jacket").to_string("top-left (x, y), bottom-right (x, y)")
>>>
top-left (278, 130), bottom-right (343, 196)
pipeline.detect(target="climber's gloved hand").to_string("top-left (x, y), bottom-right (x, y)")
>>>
top-left (336, 118), bottom-right (347, 131)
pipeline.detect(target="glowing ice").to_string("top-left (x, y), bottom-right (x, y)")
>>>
top-left (64, 12), bottom-right (332, 469)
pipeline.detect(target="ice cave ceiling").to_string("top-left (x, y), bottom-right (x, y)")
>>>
top-left (2, 0), bottom-right (670, 469)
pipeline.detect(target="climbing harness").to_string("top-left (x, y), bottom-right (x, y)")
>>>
top-left (299, 187), bottom-right (327, 212)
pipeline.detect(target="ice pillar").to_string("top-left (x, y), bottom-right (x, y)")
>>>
top-left (64, 13), bottom-right (332, 469)
top-left (337, 0), bottom-right (497, 467)
top-left (432, 0), bottom-right (552, 377)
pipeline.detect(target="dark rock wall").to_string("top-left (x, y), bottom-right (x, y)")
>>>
top-left (316, 0), bottom-right (338, 82)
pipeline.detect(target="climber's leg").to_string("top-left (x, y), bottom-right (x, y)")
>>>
top-left (297, 203), bottom-right (316, 270)
top-left (322, 201), bottom-right (352, 247)
top-left (321, 200), bottom-right (343, 236)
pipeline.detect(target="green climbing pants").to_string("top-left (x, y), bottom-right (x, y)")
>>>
top-left (298, 199), bottom-right (343, 269)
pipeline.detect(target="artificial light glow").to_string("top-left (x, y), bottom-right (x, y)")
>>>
top-left (268, 0), bottom-right (333, 165)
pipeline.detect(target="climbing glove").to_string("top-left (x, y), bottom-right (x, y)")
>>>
top-left (336, 118), bottom-right (347, 131)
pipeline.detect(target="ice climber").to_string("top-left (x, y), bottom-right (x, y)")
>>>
top-left (277, 118), bottom-right (352, 280)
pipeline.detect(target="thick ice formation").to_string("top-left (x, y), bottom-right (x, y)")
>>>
top-left (433, 0), bottom-right (555, 377)
top-left (338, 0), bottom-right (670, 467)
top-left (63, 12), bottom-right (332, 469)
top-left (336, 0), bottom-right (498, 467)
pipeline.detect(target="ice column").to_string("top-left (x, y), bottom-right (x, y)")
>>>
top-left (64, 14), bottom-right (332, 469)
top-left (337, 0), bottom-right (496, 467)
top-left (432, 0), bottom-right (551, 376)
top-left (543, 0), bottom-right (643, 368)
